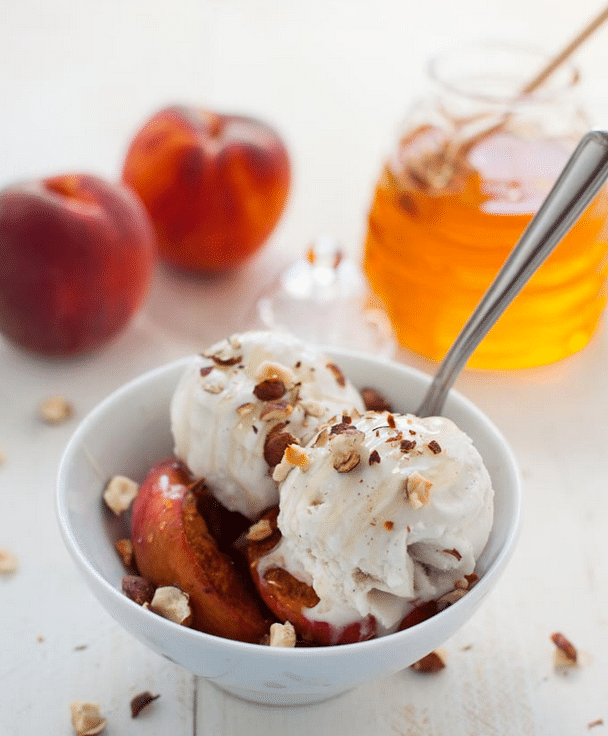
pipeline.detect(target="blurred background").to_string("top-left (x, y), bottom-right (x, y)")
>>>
top-left (3, 0), bottom-right (608, 262)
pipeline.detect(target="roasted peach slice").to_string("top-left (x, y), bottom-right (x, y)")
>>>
top-left (130, 457), bottom-right (269, 643)
top-left (247, 508), bottom-right (377, 646)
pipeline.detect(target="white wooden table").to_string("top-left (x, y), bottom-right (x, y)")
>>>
top-left (2, 1), bottom-right (608, 733)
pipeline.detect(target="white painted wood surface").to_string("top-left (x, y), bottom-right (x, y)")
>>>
top-left (2, 1), bottom-right (608, 733)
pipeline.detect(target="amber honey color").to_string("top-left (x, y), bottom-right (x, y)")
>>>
top-left (364, 130), bottom-right (608, 369)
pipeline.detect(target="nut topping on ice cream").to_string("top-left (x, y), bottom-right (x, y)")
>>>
top-left (261, 410), bottom-right (493, 634)
top-left (170, 331), bottom-right (364, 519)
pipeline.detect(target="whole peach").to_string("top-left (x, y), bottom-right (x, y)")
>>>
top-left (0, 173), bottom-right (156, 357)
top-left (121, 105), bottom-right (290, 273)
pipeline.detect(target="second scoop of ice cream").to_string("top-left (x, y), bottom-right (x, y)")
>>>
top-left (267, 410), bottom-right (494, 632)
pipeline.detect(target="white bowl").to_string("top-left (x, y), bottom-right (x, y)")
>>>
top-left (56, 348), bottom-right (521, 706)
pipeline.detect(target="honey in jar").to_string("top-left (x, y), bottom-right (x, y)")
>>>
top-left (363, 43), bottom-right (608, 369)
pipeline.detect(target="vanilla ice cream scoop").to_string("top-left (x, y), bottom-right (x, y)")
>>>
top-left (266, 410), bottom-right (494, 632)
top-left (170, 331), bottom-right (365, 519)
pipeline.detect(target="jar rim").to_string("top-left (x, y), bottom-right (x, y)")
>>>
top-left (427, 40), bottom-right (580, 105)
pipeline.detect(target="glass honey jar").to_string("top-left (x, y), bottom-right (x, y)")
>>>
top-left (363, 42), bottom-right (608, 369)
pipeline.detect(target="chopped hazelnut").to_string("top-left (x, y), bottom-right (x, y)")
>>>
top-left (263, 423), bottom-right (298, 468)
top-left (122, 575), bottom-right (156, 606)
top-left (410, 650), bottom-right (445, 673)
top-left (284, 444), bottom-right (310, 472)
top-left (260, 400), bottom-right (293, 421)
top-left (269, 621), bottom-right (297, 648)
top-left (202, 379), bottom-right (225, 394)
top-left (103, 475), bottom-right (139, 516)
top-left (130, 691), bottom-right (160, 718)
top-left (253, 378), bottom-right (286, 401)
top-left (246, 518), bottom-right (274, 542)
top-left (70, 701), bottom-right (107, 735)
top-left (369, 449), bottom-right (381, 465)
top-left (205, 347), bottom-right (242, 366)
top-left (271, 455), bottom-right (293, 483)
top-left (326, 362), bottom-right (346, 387)
top-left (551, 631), bottom-right (578, 665)
top-left (405, 471), bottom-right (433, 509)
top-left (360, 387), bottom-right (392, 412)
top-left (436, 588), bottom-right (467, 607)
top-left (236, 402), bottom-right (255, 417)
top-left (329, 427), bottom-right (365, 473)
top-left (312, 428), bottom-right (329, 448)
top-left (149, 586), bottom-right (192, 626)
top-left (427, 440), bottom-right (442, 454)
top-left (38, 395), bottom-right (74, 424)
top-left (0, 548), bottom-right (18, 574)
top-left (300, 399), bottom-right (325, 418)
top-left (400, 439), bottom-right (416, 453)
top-left (115, 538), bottom-right (134, 567)
top-left (255, 360), bottom-right (295, 387)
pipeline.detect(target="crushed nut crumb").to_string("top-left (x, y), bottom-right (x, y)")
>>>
top-left (70, 701), bottom-right (107, 735)
top-left (122, 576), bottom-right (156, 606)
top-left (360, 387), bottom-right (392, 412)
top-left (115, 539), bottom-right (134, 567)
top-left (269, 621), bottom-right (297, 647)
top-left (326, 362), bottom-right (346, 387)
top-left (312, 428), bottom-right (329, 448)
top-left (588, 719), bottom-right (604, 729)
top-left (253, 378), bottom-right (286, 401)
top-left (264, 423), bottom-right (298, 468)
top-left (330, 429), bottom-right (365, 473)
top-left (199, 365), bottom-right (214, 377)
top-left (410, 650), bottom-right (445, 673)
top-left (206, 349), bottom-right (242, 367)
top-left (103, 475), bottom-right (139, 516)
top-left (369, 449), bottom-right (381, 465)
top-left (260, 400), bottom-right (293, 421)
top-left (284, 444), bottom-right (310, 472)
top-left (246, 518), bottom-right (274, 542)
top-left (436, 588), bottom-right (467, 606)
top-left (202, 379), bottom-right (225, 394)
top-left (255, 360), bottom-right (295, 387)
top-left (300, 399), bottom-right (325, 418)
top-left (405, 471), bottom-right (433, 508)
top-left (130, 691), bottom-right (160, 718)
top-left (551, 631), bottom-right (578, 665)
top-left (0, 548), bottom-right (18, 574)
top-left (427, 440), bottom-right (442, 454)
top-left (148, 586), bottom-right (192, 626)
top-left (236, 402), bottom-right (255, 416)
top-left (38, 395), bottom-right (74, 424)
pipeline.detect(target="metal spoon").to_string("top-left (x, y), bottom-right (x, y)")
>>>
top-left (416, 129), bottom-right (608, 417)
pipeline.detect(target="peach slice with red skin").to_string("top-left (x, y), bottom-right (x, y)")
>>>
top-left (247, 508), bottom-right (378, 646)
top-left (248, 508), bottom-right (442, 645)
top-left (130, 457), bottom-right (269, 643)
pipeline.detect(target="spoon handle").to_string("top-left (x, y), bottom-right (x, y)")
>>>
top-left (416, 129), bottom-right (608, 417)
